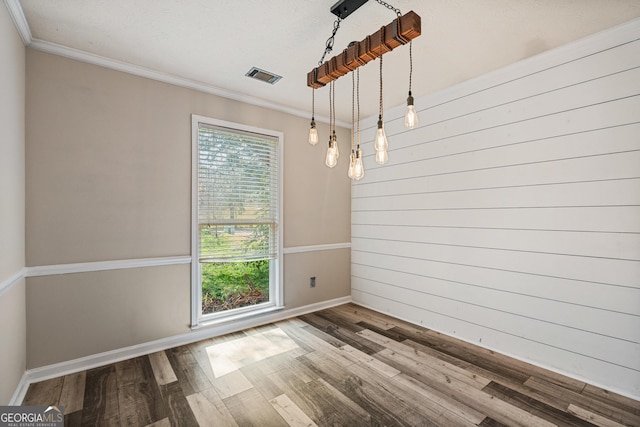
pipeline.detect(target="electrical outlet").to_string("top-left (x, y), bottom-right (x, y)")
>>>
top-left (310, 276), bottom-right (316, 288)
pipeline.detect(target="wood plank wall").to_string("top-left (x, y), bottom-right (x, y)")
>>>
top-left (351, 19), bottom-right (640, 399)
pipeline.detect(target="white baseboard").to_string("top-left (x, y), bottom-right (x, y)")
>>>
top-left (9, 371), bottom-right (30, 406)
top-left (11, 295), bottom-right (352, 405)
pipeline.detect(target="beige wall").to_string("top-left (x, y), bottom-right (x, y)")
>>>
top-left (25, 49), bottom-right (351, 368)
top-left (26, 266), bottom-right (190, 368)
top-left (283, 249), bottom-right (351, 308)
top-left (0, 4), bottom-right (27, 404)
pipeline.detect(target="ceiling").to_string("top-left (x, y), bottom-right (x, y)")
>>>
top-left (15, 0), bottom-right (640, 124)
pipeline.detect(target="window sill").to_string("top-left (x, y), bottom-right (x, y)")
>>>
top-left (192, 303), bottom-right (285, 330)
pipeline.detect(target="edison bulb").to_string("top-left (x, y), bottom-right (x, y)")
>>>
top-left (325, 140), bottom-right (338, 168)
top-left (404, 104), bottom-right (418, 128)
top-left (374, 127), bottom-right (388, 152)
top-left (375, 148), bottom-right (388, 165)
top-left (308, 123), bottom-right (319, 145)
top-left (354, 156), bottom-right (365, 180)
top-left (404, 94), bottom-right (418, 129)
top-left (347, 152), bottom-right (356, 179)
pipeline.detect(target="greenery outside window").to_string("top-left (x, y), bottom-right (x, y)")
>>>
top-left (191, 115), bottom-right (283, 327)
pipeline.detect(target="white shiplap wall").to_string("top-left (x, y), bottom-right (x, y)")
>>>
top-left (351, 19), bottom-right (640, 399)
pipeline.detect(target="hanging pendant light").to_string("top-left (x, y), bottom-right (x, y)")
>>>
top-left (332, 130), bottom-right (339, 160)
top-left (374, 116), bottom-right (388, 152)
top-left (374, 31), bottom-right (388, 165)
top-left (309, 120), bottom-right (319, 145)
top-left (325, 82), bottom-right (339, 168)
top-left (348, 71), bottom-right (357, 179)
top-left (326, 136), bottom-right (338, 168)
top-left (375, 147), bottom-right (388, 164)
top-left (309, 88), bottom-right (319, 144)
top-left (405, 94), bottom-right (418, 128)
top-left (348, 151), bottom-right (356, 178)
top-left (308, 1), bottom-right (422, 172)
top-left (349, 67), bottom-right (365, 180)
top-left (354, 146), bottom-right (365, 180)
top-left (354, 68), bottom-right (364, 180)
top-left (404, 41), bottom-right (418, 128)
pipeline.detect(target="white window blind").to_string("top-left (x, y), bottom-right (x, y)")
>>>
top-left (197, 123), bottom-right (279, 263)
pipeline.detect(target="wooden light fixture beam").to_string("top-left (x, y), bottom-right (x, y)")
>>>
top-left (307, 10), bottom-right (421, 88)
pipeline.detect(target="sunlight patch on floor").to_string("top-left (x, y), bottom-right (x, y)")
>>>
top-left (206, 327), bottom-right (299, 378)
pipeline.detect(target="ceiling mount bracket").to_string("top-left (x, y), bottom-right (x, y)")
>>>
top-left (330, 0), bottom-right (369, 19)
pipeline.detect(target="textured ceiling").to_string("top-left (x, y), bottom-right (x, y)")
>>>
top-left (17, 0), bottom-right (640, 123)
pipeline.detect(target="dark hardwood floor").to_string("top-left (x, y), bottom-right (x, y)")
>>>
top-left (22, 303), bottom-right (640, 426)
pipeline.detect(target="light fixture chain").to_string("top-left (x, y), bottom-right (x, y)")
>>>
top-left (351, 72), bottom-right (355, 150)
top-left (379, 33), bottom-right (383, 120)
top-left (357, 68), bottom-right (360, 147)
top-left (331, 81), bottom-right (334, 132)
top-left (319, 17), bottom-right (343, 66)
top-left (329, 81), bottom-right (332, 132)
top-left (335, 82), bottom-right (337, 132)
top-left (330, 81), bottom-right (336, 133)
top-left (375, 0), bottom-right (401, 16)
top-left (409, 41), bottom-right (413, 93)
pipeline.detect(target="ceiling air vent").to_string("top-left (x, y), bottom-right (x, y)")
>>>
top-left (245, 67), bottom-right (282, 84)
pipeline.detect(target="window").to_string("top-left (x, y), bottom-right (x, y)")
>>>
top-left (191, 115), bottom-right (283, 327)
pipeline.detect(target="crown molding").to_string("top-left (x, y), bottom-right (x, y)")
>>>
top-left (27, 38), bottom-right (349, 128)
top-left (4, 0), bottom-right (31, 44)
top-left (5, 0), bottom-right (348, 127)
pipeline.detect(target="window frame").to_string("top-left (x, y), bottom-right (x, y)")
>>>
top-left (191, 114), bottom-right (284, 328)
